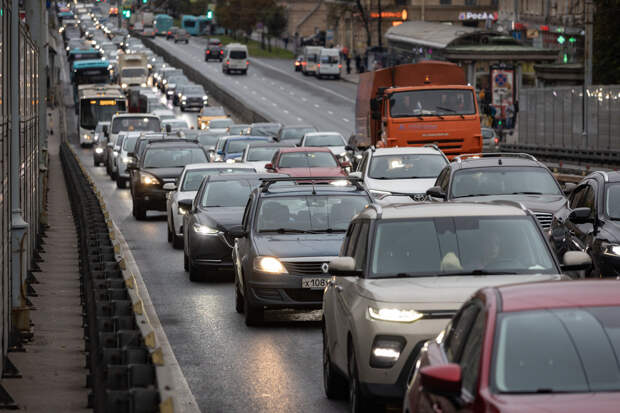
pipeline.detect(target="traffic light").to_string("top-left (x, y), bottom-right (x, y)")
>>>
top-left (206, 10), bottom-right (213, 20)
top-left (142, 0), bottom-right (147, 3)
top-left (122, 9), bottom-right (131, 18)
top-left (557, 35), bottom-right (566, 45)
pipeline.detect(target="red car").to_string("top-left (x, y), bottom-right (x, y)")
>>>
top-left (404, 280), bottom-right (620, 413)
top-left (265, 147), bottom-right (349, 178)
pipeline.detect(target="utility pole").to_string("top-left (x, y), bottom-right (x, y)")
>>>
top-left (421, 0), bottom-right (425, 22)
top-left (118, 0), bottom-right (122, 28)
top-left (582, 0), bottom-right (593, 138)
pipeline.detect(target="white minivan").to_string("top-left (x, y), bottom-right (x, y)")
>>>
top-left (316, 48), bottom-right (341, 79)
top-left (222, 43), bottom-right (249, 75)
top-left (302, 46), bottom-right (321, 76)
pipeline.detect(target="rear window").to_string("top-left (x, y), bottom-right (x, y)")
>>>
top-left (493, 306), bottom-right (620, 393)
top-left (143, 147), bottom-right (207, 168)
top-left (278, 151), bottom-right (337, 168)
top-left (320, 55), bottom-right (339, 64)
top-left (181, 168), bottom-right (255, 191)
top-left (111, 117), bottom-right (160, 134)
top-left (230, 50), bottom-right (247, 59)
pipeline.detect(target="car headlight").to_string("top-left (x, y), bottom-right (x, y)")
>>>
top-left (225, 158), bottom-right (235, 164)
top-left (178, 206), bottom-right (188, 215)
top-left (112, 150), bottom-right (119, 157)
top-left (603, 243), bottom-right (620, 257)
top-left (254, 256), bottom-right (288, 274)
top-left (370, 336), bottom-right (406, 368)
top-left (141, 82), bottom-right (147, 87)
top-left (147, 64), bottom-right (152, 69)
top-left (95, 147), bottom-right (104, 154)
top-left (193, 223), bottom-right (219, 235)
top-left (339, 152), bottom-right (350, 162)
top-left (202, 95), bottom-right (208, 101)
top-left (140, 173), bottom-right (160, 185)
top-left (83, 134), bottom-right (91, 140)
top-left (163, 79), bottom-right (167, 84)
top-left (121, 156), bottom-right (129, 164)
top-left (368, 307), bottom-right (424, 323)
top-left (121, 83), bottom-right (128, 89)
top-left (369, 189), bottom-right (392, 200)
top-left (177, 92), bottom-right (182, 97)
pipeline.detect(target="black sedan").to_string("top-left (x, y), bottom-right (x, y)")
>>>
top-left (550, 171), bottom-right (620, 278)
top-left (180, 173), bottom-right (276, 282)
top-left (128, 140), bottom-right (208, 220)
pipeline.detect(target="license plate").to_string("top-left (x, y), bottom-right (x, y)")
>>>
top-left (302, 277), bottom-right (329, 290)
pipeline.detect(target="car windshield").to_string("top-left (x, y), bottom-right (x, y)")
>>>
top-left (279, 152), bottom-right (337, 168)
top-left (606, 184), bottom-right (620, 219)
top-left (121, 68), bottom-right (147, 77)
top-left (304, 134), bottom-right (345, 147)
top-left (143, 147), bottom-right (207, 168)
top-left (181, 168), bottom-right (255, 191)
top-left (201, 179), bottom-right (257, 207)
top-left (164, 120), bottom-right (188, 130)
top-left (122, 136), bottom-right (138, 151)
top-left (111, 117), bottom-right (160, 134)
top-left (209, 119), bottom-right (233, 129)
top-left (257, 196), bottom-right (369, 233)
top-left (227, 139), bottom-right (266, 154)
top-left (451, 167), bottom-right (562, 198)
top-left (370, 216), bottom-right (556, 278)
top-left (251, 124), bottom-right (281, 136)
top-left (183, 87), bottom-right (204, 95)
top-left (247, 147), bottom-right (280, 162)
top-left (201, 107), bottom-right (226, 116)
top-left (493, 306), bottom-right (620, 393)
top-left (390, 89), bottom-right (476, 117)
top-left (197, 133), bottom-right (222, 147)
top-left (368, 154), bottom-right (447, 179)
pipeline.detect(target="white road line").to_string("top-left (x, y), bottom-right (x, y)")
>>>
top-left (343, 118), bottom-right (350, 122)
top-left (314, 104), bottom-right (319, 108)
top-left (283, 110), bottom-right (289, 114)
top-left (243, 85), bottom-right (248, 89)
top-left (289, 92), bottom-right (294, 95)
top-left (328, 110), bottom-right (334, 115)
top-left (301, 97), bottom-right (307, 102)
top-left (297, 117), bottom-right (303, 122)
top-left (272, 103), bottom-right (277, 107)
top-left (251, 91), bottom-right (257, 94)
top-left (261, 97), bottom-right (267, 100)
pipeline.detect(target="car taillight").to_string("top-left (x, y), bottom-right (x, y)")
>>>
top-left (206, 50), bottom-right (210, 54)
top-left (494, 137), bottom-right (499, 144)
top-left (167, 31), bottom-right (171, 35)
top-left (226, 60), bottom-right (230, 65)
top-left (317, 63), bottom-right (321, 68)
top-left (220, 50), bottom-right (223, 54)
top-left (338, 64), bottom-right (342, 69)
top-left (302, 62), bottom-right (306, 66)
top-left (246, 60), bottom-right (249, 65)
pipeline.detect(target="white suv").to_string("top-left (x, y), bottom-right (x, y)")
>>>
top-left (322, 202), bottom-right (589, 412)
top-left (222, 43), bottom-right (249, 75)
top-left (350, 146), bottom-right (448, 203)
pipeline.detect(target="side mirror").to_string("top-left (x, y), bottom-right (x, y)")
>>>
top-left (126, 162), bottom-right (138, 170)
top-left (165, 124), bottom-right (172, 133)
top-left (328, 257), bottom-right (359, 276)
top-left (561, 251), bottom-right (592, 272)
top-left (264, 163), bottom-right (274, 171)
top-left (228, 225), bottom-right (247, 239)
top-left (568, 207), bottom-right (592, 224)
top-left (344, 145), bottom-right (354, 151)
top-left (426, 186), bottom-right (446, 200)
top-left (348, 171), bottom-right (362, 179)
top-left (178, 198), bottom-right (193, 210)
top-left (420, 364), bottom-right (462, 397)
top-left (563, 182), bottom-right (577, 195)
top-left (162, 182), bottom-right (177, 190)
top-left (340, 160), bottom-right (352, 168)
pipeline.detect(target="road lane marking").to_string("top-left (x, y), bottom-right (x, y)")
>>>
top-left (328, 110), bottom-right (333, 115)
top-left (343, 118), bottom-right (350, 122)
top-left (314, 104), bottom-right (319, 108)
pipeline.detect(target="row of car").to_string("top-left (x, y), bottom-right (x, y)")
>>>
top-left (76, 10), bottom-right (620, 413)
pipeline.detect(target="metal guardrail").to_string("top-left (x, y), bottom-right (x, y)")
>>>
top-left (60, 142), bottom-right (168, 413)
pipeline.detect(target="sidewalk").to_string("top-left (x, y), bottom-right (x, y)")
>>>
top-left (3, 108), bottom-right (90, 412)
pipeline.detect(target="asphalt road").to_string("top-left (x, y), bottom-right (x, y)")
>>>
top-left (151, 36), bottom-right (357, 137)
top-left (59, 46), bottom-right (349, 413)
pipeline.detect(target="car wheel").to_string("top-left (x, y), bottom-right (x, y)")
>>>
top-left (185, 40), bottom-right (188, 44)
top-left (189, 260), bottom-right (201, 282)
top-left (242, 69), bottom-right (247, 75)
top-left (116, 176), bottom-right (125, 189)
top-left (243, 284), bottom-right (263, 326)
top-left (133, 201), bottom-right (146, 221)
top-left (235, 281), bottom-right (244, 314)
top-left (323, 326), bottom-right (347, 399)
top-left (184, 251), bottom-right (189, 272)
top-left (167, 220), bottom-right (173, 243)
top-left (348, 347), bottom-right (372, 413)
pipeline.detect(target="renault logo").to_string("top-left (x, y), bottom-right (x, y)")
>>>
top-left (321, 263), bottom-right (329, 274)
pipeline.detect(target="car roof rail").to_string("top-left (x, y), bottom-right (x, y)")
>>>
top-left (366, 203), bottom-right (383, 219)
top-left (452, 153), bottom-right (538, 163)
top-left (258, 176), bottom-right (364, 192)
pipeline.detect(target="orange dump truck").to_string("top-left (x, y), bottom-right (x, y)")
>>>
top-left (355, 61), bottom-right (482, 157)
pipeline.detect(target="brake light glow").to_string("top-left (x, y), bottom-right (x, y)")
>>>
top-left (226, 60), bottom-right (230, 65)
top-left (206, 50), bottom-right (210, 54)
top-left (494, 137), bottom-right (499, 144)
top-left (246, 60), bottom-right (249, 65)
top-left (317, 63), bottom-right (321, 68)
top-left (338, 64), bottom-right (342, 69)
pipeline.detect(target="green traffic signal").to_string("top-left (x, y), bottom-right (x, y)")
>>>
top-left (206, 10), bottom-right (213, 20)
top-left (557, 35), bottom-right (566, 44)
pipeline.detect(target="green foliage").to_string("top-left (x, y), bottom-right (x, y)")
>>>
top-left (593, 0), bottom-right (620, 84)
top-left (217, 34), bottom-right (295, 59)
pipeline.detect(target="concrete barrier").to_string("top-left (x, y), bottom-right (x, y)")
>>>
top-left (142, 37), bottom-right (273, 124)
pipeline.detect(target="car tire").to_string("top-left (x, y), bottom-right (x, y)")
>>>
top-left (185, 40), bottom-right (188, 44)
top-left (184, 251), bottom-right (189, 272)
top-left (172, 232), bottom-right (183, 250)
top-left (323, 326), bottom-right (347, 399)
top-left (167, 220), bottom-right (173, 243)
top-left (189, 261), bottom-right (201, 282)
top-left (235, 281), bottom-right (244, 314)
top-left (133, 201), bottom-right (146, 221)
top-left (348, 347), bottom-right (372, 413)
top-left (243, 284), bottom-right (263, 326)
top-left (242, 69), bottom-right (247, 75)
top-left (116, 176), bottom-right (125, 189)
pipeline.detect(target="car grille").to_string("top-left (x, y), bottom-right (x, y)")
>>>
top-left (535, 212), bottom-right (553, 229)
top-left (284, 289), bottom-right (324, 302)
top-left (283, 261), bottom-right (329, 276)
top-left (188, 98), bottom-right (202, 104)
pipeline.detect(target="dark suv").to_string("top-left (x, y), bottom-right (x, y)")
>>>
top-left (204, 38), bottom-right (223, 62)
top-left (550, 171), bottom-right (620, 278)
top-left (128, 140), bottom-right (208, 220)
top-left (426, 153), bottom-right (569, 231)
top-left (231, 176), bottom-right (371, 326)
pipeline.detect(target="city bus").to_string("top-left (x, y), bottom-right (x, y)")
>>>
top-left (197, 16), bottom-right (210, 35)
top-left (181, 15), bottom-right (200, 35)
top-left (67, 47), bottom-right (101, 65)
top-left (77, 85), bottom-right (127, 147)
top-left (154, 14), bottom-right (173, 36)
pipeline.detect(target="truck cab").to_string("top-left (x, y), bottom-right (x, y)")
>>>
top-left (356, 61), bottom-right (482, 158)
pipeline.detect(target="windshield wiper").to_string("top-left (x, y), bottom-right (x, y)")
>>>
top-left (315, 228), bottom-right (346, 233)
top-left (260, 228), bottom-right (319, 234)
top-left (435, 106), bottom-right (465, 119)
top-left (511, 191), bottom-right (544, 195)
top-left (439, 269), bottom-right (518, 276)
top-left (454, 193), bottom-right (493, 198)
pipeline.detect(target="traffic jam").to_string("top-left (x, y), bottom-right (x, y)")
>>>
top-left (60, 2), bottom-right (620, 413)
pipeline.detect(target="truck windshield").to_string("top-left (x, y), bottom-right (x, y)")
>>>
top-left (389, 89), bottom-right (476, 117)
top-left (122, 68), bottom-right (147, 77)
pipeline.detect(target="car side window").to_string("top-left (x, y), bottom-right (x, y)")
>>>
top-left (579, 185), bottom-right (596, 217)
top-left (241, 196), bottom-right (253, 231)
top-left (353, 222), bottom-right (369, 272)
top-left (443, 303), bottom-right (480, 362)
top-left (345, 223), bottom-right (361, 257)
top-left (357, 152), bottom-right (368, 173)
top-left (569, 185), bottom-right (586, 209)
top-left (437, 167), bottom-right (450, 193)
top-left (458, 309), bottom-right (486, 396)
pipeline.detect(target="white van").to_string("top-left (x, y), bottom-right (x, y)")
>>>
top-left (316, 48), bottom-right (341, 79)
top-left (301, 46), bottom-right (321, 76)
top-left (222, 43), bottom-right (249, 75)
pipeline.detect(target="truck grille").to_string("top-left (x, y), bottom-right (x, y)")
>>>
top-left (406, 139), bottom-right (465, 154)
top-left (283, 261), bottom-right (329, 276)
top-left (535, 212), bottom-right (553, 230)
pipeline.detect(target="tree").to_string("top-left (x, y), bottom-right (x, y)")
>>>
top-left (593, 0), bottom-right (620, 84)
top-left (265, 5), bottom-right (288, 51)
top-left (355, 0), bottom-right (372, 47)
